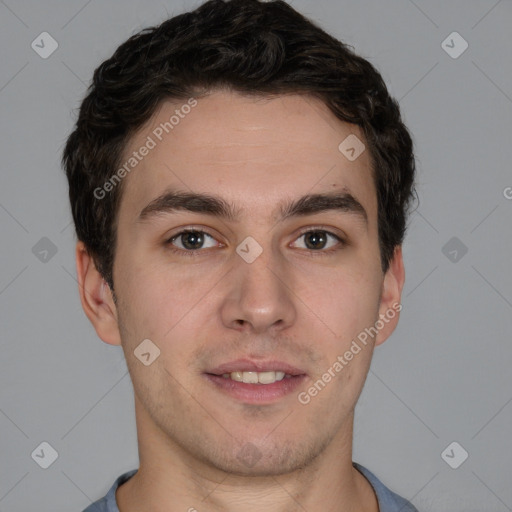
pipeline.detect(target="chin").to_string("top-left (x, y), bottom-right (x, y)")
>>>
top-left (199, 436), bottom-right (324, 477)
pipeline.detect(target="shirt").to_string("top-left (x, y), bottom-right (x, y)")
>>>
top-left (83, 462), bottom-right (418, 511)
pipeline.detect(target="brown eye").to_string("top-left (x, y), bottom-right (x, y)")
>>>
top-left (169, 230), bottom-right (217, 251)
top-left (304, 231), bottom-right (328, 250)
top-left (292, 230), bottom-right (342, 252)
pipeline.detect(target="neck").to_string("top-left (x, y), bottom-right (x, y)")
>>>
top-left (116, 394), bottom-right (379, 512)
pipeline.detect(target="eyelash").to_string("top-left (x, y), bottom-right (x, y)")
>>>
top-left (165, 227), bottom-right (345, 258)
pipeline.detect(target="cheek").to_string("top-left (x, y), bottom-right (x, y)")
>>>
top-left (115, 256), bottom-right (217, 349)
top-left (296, 266), bottom-right (382, 341)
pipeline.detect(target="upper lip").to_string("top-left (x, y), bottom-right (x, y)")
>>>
top-left (207, 359), bottom-right (306, 376)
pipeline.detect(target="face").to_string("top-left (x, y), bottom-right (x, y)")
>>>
top-left (88, 91), bottom-right (403, 476)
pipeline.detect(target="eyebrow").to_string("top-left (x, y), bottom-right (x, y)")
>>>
top-left (137, 189), bottom-right (368, 227)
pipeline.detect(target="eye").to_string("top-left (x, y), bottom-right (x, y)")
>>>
top-left (168, 230), bottom-right (220, 252)
top-left (291, 229), bottom-right (343, 252)
top-left (166, 227), bottom-right (344, 257)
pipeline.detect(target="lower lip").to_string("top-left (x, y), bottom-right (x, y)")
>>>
top-left (204, 374), bottom-right (307, 404)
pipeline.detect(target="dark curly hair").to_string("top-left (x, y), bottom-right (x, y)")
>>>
top-left (62, 0), bottom-right (416, 290)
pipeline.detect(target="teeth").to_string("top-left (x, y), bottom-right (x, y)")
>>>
top-left (242, 371), bottom-right (259, 384)
top-left (221, 371), bottom-right (287, 384)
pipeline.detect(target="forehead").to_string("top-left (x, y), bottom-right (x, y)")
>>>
top-left (117, 91), bottom-right (376, 224)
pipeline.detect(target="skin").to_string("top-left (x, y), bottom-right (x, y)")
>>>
top-left (76, 90), bottom-right (405, 512)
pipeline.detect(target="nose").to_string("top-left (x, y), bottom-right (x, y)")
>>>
top-left (219, 243), bottom-right (297, 335)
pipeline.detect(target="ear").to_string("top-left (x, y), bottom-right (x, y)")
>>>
top-left (374, 245), bottom-right (405, 346)
top-left (75, 241), bottom-right (122, 346)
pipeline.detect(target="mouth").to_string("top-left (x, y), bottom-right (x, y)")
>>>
top-left (204, 359), bottom-right (307, 404)
top-left (220, 370), bottom-right (289, 384)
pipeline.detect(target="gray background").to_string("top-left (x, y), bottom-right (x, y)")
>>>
top-left (0, 0), bottom-right (511, 511)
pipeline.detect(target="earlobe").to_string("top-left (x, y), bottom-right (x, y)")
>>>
top-left (374, 246), bottom-right (405, 346)
top-left (75, 241), bottom-right (122, 346)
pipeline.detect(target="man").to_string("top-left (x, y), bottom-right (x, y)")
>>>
top-left (63, 0), bottom-right (418, 510)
